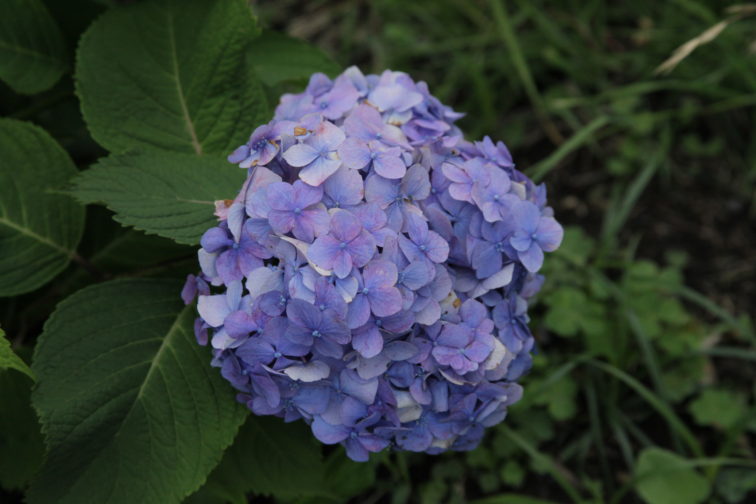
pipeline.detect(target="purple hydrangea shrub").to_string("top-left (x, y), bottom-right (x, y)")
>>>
top-left (184, 66), bottom-right (563, 461)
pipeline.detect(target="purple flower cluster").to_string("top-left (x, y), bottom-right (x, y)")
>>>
top-left (183, 66), bottom-right (563, 461)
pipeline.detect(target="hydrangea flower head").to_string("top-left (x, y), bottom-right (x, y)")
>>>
top-left (185, 67), bottom-right (563, 461)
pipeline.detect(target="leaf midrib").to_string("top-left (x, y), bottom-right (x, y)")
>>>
top-left (164, 10), bottom-right (203, 156)
top-left (0, 216), bottom-right (72, 257)
top-left (49, 304), bottom-right (191, 503)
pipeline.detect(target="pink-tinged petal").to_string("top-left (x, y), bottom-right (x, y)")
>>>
top-left (215, 251), bottom-right (242, 283)
top-left (309, 120), bottom-right (346, 151)
top-left (480, 202), bottom-right (505, 223)
top-left (466, 338), bottom-right (494, 363)
top-left (314, 337), bottom-right (344, 359)
top-left (237, 250), bottom-right (263, 277)
top-left (266, 182), bottom-right (294, 212)
top-left (308, 235), bottom-right (341, 270)
top-left (299, 156), bottom-right (341, 186)
top-left (197, 295), bottom-right (231, 327)
top-left (352, 202), bottom-right (387, 231)
top-left (332, 250), bottom-right (353, 279)
top-left (236, 339), bottom-right (274, 363)
top-left (286, 298), bottom-right (322, 329)
top-left (298, 207), bottom-right (330, 240)
top-left (431, 345), bottom-right (460, 367)
top-left (424, 231), bottom-right (450, 263)
top-left (292, 180), bottom-right (324, 208)
top-left (359, 434), bottom-right (390, 453)
top-left (330, 210), bottom-right (362, 242)
top-left (224, 310), bottom-right (257, 338)
top-left (363, 259), bottom-right (399, 288)
top-left (320, 312), bottom-right (350, 344)
top-left (383, 340), bottom-right (418, 361)
top-left (471, 242), bottom-right (503, 279)
top-left (338, 137), bottom-right (371, 170)
top-left (267, 210), bottom-right (295, 235)
top-left (535, 216), bottom-right (564, 252)
top-left (347, 294), bottom-right (371, 329)
top-left (401, 164), bottom-right (431, 200)
top-left (402, 261), bottom-right (434, 290)
top-left (353, 325), bottom-right (383, 358)
top-left (373, 153), bottom-right (407, 179)
top-left (382, 311), bottom-right (414, 333)
top-left (509, 230), bottom-right (532, 252)
top-left (518, 244), bottom-right (544, 273)
top-left (344, 104), bottom-right (383, 139)
top-left (438, 324), bottom-right (470, 347)
top-left (348, 231), bottom-right (377, 267)
top-left (228, 144), bottom-right (250, 164)
top-left (283, 143), bottom-right (319, 167)
top-left (448, 183), bottom-right (473, 203)
top-left (369, 287), bottom-right (403, 317)
top-left (511, 199), bottom-right (540, 233)
top-left (441, 162), bottom-right (468, 183)
top-left (460, 298), bottom-right (486, 324)
top-left (324, 166), bottom-right (364, 206)
top-left (364, 173), bottom-right (399, 208)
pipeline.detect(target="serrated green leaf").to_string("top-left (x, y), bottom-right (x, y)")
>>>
top-left (71, 151), bottom-right (246, 244)
top-left (0, 368), bottom-right (45, 490)
top-left (187, 416), bottom-right (330, 502)
top-left (0, 0), bottom-right (68, 94)
top-left (28, 279), bottom-right (247, 504)
top-left (634, 448), bottom-right (710, 504)
top-left (76, 0), bottom-right (269, 155)
top-left (249, 30), bottom-right (340, 87)
top-left (0, 119), bottom-right (85, 297)
top-left (0, 328), bottom-right (34, 380)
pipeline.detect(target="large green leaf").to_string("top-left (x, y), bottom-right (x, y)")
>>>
top-left (0, 0), bottom-right (68, 94)
top-left (635, 448), bottom-right (711, 504)
top-left (0, 368), bottom-right (45, 490)
top-left (76, 0), bottom-right (269, 155)
top-left (0, 328), bottom-right (34, 380)
top-left (0, 119), bottom-right (85, 297)
top-left (186, 416), bottom-right (330, 503)
top-left (28, 279), bottom-right (248, 504)
top-left (71, 151), bottom-right (246, 245)
top-left (249, 30), bottom-right (340, 87)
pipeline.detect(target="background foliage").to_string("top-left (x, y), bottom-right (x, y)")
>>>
top-left (0, 0), bottom-right (754, 503)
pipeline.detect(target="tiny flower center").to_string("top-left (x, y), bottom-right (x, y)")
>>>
top-left (361, 287), bottom-right (370, 295)
top-left (293, 207), bottom-right (302, 215)
top-left (375, 319), bottom-right (383, 327)
top-left (319, 101), bottom-right (329, 110)
top-left (311, 330), bottom-right (321, 338)
top-left (319, 304), bottom-right (326, 311)
top-left (370, 151), bottom-right (378, 160)
top-left (339, 242), bottom-right (348, 249)
top-left (419, 244), bottom-right (427, 252)
top-left (273, 351), bottom-right (282, 358)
